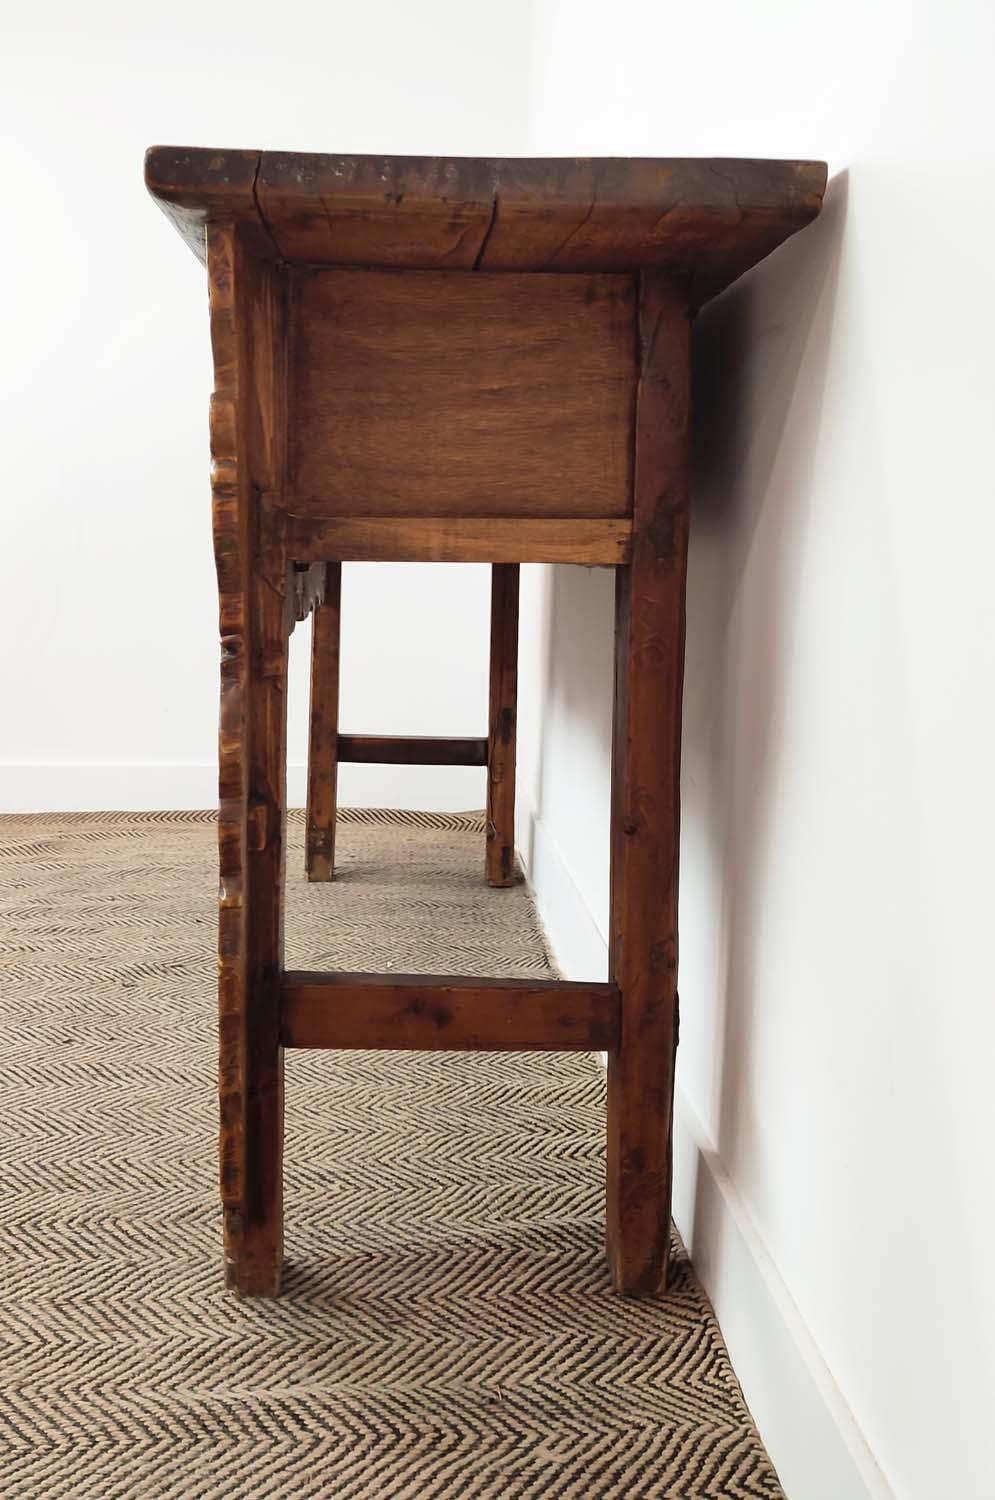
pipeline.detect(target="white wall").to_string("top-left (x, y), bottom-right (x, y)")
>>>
top-left (523, 3), bottom-right (995, 1499)
top-left (1, 1), bottom-right (531, 812)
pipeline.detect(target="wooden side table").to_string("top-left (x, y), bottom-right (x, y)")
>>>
top-left (146, 148), bottom-right (826, 1298)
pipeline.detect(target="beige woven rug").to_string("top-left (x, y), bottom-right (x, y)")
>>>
top-left (0, 809), bottom-right (783, 1499)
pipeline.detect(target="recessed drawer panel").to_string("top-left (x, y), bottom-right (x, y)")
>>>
top-left (289, 268), bottom-right (636, 520)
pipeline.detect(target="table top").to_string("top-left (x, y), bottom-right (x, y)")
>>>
top-left (145, 147), bottom-right (826, 309)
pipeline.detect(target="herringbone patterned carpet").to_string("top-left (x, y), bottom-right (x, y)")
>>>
top-left (0, 809), bottom-right (783, 1499)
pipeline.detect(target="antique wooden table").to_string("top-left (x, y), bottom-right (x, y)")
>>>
top-left (146, 148), bottom-right (826, 1298)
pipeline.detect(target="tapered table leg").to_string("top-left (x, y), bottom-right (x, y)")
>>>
top-left (606, 275), bottom-right (691, 1297)
top-left (486, 563), bottom-right (519, 887)
top-left (306, 563), bottom-right (342, 881)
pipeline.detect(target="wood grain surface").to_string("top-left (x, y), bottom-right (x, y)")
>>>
top-left (282, 972), bottom-right (619, 1052)
top-left (288, 268), bottom-right (636, 520)
top-left (146, 147), bottom-right (827, 307)
top-left (284, 515), bottom-right (632, 565)
top-left (209, 223), bottom-right (290, 1297)
top-left (606, 276), bottom-right (691, 1298)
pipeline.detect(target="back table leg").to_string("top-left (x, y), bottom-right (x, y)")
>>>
top-left (606, 275), bottom-right (691, 1297)
top-left (486, 563), bottom-right (520, 887)
top-left (306, 563), bottom-right (342, 882)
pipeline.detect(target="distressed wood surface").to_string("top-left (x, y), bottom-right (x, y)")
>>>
top-left (486, 565), bottom-right (519, 888)
top-left (606, 275), bottom-right (691, 1298)
top-left (291, 561), bottom-right (326, 624)
top-left (289, 269), bottom-right (635, 521)
top-left (259, 153), bottom-right (497, 268)
top-left (337, 734), bottom-right (488, 767)
top-left (305, 564), bottom-right (341, 883)
top-left (146, 147), bottom-right (827, 306)
top-left (210, 225), bottom-right (248, 1235)
top-left (281, 973), bottom-right (619, 1052)
top-left (209, 222), bottom-right (290, 1297)
top-left (285, 515), bottom-right (631, 565)
top-left (147, 148), bottom-right (264, 261)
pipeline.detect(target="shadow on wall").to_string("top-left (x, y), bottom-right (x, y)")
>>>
top-left (528, 176), bottom-right (848, 1021)
top-left (532, 558), bottom-right (616, 966)
top-left (684, 169), bottom-right (849, 1180)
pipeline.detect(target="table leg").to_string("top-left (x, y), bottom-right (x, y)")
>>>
top-left (606, 275), bottom-right (690, 1296)
top-left (486, 562), bottom-right (519, 887)
top-left (306, 563), bottom-right (342, 881)
top-left (209, 222), bottom-right (289, 1296)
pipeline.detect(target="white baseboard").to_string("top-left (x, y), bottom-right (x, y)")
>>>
top-left (0, 762), bottom-right (487, 814)
top-left (519, 799), bottom-right (892, 1500)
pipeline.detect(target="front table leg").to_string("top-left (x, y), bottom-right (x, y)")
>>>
top-left (209, 222), bottom-right (289, 1295)
top-left (606, 275), bottom-right (691, 1296)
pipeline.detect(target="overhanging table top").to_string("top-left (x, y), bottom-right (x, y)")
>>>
top-left (145, 147), bottom-right (826, 309)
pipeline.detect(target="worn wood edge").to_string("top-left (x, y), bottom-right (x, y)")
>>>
top-left (146, 148), bottom-right (827, 294)
top-left (281, 972), bottom-right (620, 1052)
top-left (145, 147), bottom-right (273, 263)
top-left (337, 735), bottom-right (488, 767)
top-left (258, 152), bottom-right (497, 268)
top-left (144, 149), bottom-right (828, 295)
top-left (479, 158), bottom-right (827, 295)
top-left (208, 222), bottom-right (259, 1288)
top-left (285, 515), bottom-right (632, 565)
top-left (148, 147), bottom-right (826, 217)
